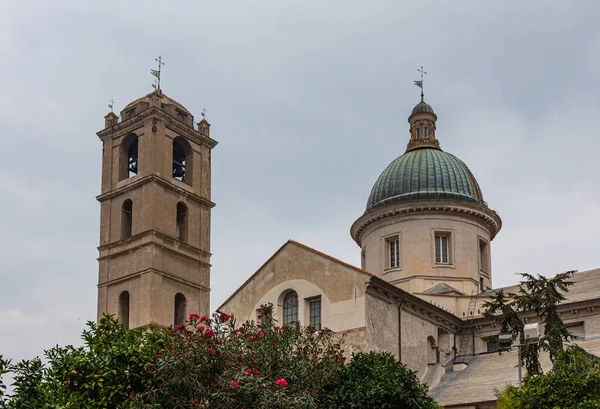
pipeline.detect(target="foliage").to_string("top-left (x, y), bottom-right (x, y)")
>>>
top-left (496, 345), bottom-right (600, 409)
top-left (483, 270), bottom-right (575, 375)
top-left (1, 307), bottom-right (439, 409)
top-left (3, 315), bottom-right (166, 409)
top-left (320, 351), bottom-right (439, 409)
top-left (0, 355), bottom-right (10, 409)
top-left (135, 304), bottom-right (346, 409)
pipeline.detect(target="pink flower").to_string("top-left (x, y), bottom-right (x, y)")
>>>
top-left (276, 378), bottom-right (287, 387)
top-left (219, 312), bottom-right (232, 323)
top-left (188, 313), bottom-right (200, 321)
top-left (196, 325), bottom-right (205, 331)
top-left (174, 325), bottom-right (181, 331)
top-left (275, 326), bottom-right (281, 330)
top-left (199, 315), bottom-right (208, 323)
top-left (313, 355), bottom-right (319, 360)
top-left (254, 369), bottom-right (261, 375)
top-left (245, 368), bottom-right (252, 375)
top-left (258, 331), bottom-right (264, 337)
top-left (231, 380), bottom-right (238, 388)
top-left (205, 328), bottom-right (215, 337)
top-left (205, 347), bottom-right (215, 356)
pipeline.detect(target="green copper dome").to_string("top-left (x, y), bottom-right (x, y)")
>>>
top-left (366, 148), bottom-right (484, 211)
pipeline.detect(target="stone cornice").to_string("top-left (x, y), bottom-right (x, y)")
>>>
top-left (351, 200), bottom-right (502, 245)
top-left (97, 107), bottom-right (218, 149)
top-left (98, 267), bottom-right (210, 292)
top-left (96, 174), bottom-right (215, 208)
top-left (98, 229), bottom-right (211, 261)
top-left (366, 276), bottom-right (463, 333)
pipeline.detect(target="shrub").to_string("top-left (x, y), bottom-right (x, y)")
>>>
top-left (321, 351), bottom-right (439, 409)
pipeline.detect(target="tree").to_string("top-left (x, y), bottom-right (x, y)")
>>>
top-left (483, 270), bottom-right (575, 375)
top-left (496, 345), bottom-right (600, 409)
top-left (320, 351), bottom-right (440, 409)
top-left (2, 315), bottom-right (167, 409)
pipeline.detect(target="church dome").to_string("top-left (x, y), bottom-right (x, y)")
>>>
top-left (366, 148), bottom-right (484, 212)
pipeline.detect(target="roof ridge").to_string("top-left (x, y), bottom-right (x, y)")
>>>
top-left (289, 240), bottom-right (375, 277)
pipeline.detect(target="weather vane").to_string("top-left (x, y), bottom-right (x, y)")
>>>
top-left (414, 66), bottom-right (427, 100)
top-left (108, 99), bottom-right (115, 112)
top-left (151, 55), bottom-right (165, 90)
top-left (201, 107), bottom-right (206, 119)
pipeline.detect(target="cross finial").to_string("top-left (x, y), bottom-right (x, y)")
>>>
top-left (415, 66), bottom-right (427, 101)
top-left (151, 55), bottom-right (165, 90)
top-left (108, 99), bottom-right (115, 112)
top-left (201, 107), bottom-right (206, 119)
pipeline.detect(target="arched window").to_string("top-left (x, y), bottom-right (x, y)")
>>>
top-left (121, 199), bottom-right (133, 238)
top-left (174, 293), bottom-right (187, 326)
top-left (119, 133), bottom-right (138, 180)
top-left (172, 137), bottom-right (193, 185)
top-left (176, 202), bottom-right (188, 242)
top-left (415, 127), bottom-right (420, 140)
top-left (118, 291), bottom-right (130, 329)
top-left (282, 291), bottom-right (298, 325)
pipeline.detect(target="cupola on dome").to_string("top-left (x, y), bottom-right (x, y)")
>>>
top-left (365, 96), bottom-right (485, 212)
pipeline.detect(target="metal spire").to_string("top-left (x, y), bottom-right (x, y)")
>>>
top-left (415, 66), bottom-right (427, 101)
top-left (108, 99), bottom-right (115, 112)
top-left (151, 55), bottom-right (165, 90)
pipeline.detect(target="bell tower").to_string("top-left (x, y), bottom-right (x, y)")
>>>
top-left (96, 89), bottom-right (217, 328)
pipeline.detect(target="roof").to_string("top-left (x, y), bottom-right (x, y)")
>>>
top-left (217, 240), bottom-right (373, 311)
top-left (123, 89), bottom-right (191, 114)
top-left (490, 268), bottom-right (600, 304)
top-left (411, 100), bottom-right (436, 116)
top-left (422, 282), bottom-right (467, 296)
top-left (430, 338), bottom-right (600, 407)
top-left (365, 148), bottom-right (485, 212)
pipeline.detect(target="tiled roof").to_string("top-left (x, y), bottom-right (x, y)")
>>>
top-left (493, 268), bottom-right (600, 304)
top-left (430, 338), bottom-right (600, 407)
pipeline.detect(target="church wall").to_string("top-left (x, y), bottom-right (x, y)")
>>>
top-left (361, 211), bottom-right (492, 295)
top-left (400, 308), bottom-right (439, 375)
top-left (365, 292), bottom-right (399, 358)
top-left (219, 243), bottom-right (369, 332)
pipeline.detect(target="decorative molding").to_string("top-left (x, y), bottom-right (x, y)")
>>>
top-left (366, 278), bottom-right (462, 334)
top-left (97, 107), bottom-right (217, 149)
top-left (98, 229), bottom-right (211, 261)
top-left (98, 267), bottom-right (210, 292)
top-left (96, 174), bottom-right (215, 208)
top-left (351, 200), bottom-right (502, 245)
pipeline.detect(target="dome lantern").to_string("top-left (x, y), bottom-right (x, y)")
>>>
top-left (406, 95), bottom-right (440, 152)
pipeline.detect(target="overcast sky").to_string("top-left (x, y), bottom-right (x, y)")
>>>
top-left (1, 0), bottom-right (600, 363)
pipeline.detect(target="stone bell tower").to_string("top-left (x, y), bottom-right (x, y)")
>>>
top-left (96, 88), bottom-right (217, 328)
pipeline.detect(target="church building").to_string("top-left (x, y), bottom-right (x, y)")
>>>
top-left (96, 87), bottom-right (600, 409)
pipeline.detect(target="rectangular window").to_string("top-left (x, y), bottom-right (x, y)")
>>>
top-left (479, 239), bottom-right (489, 273)
top-left (480, 277), bottom-right (484, 292)
top-left (435, 233), bottom-right (450, 264)
top-left (416, 127), bottom-right (420, 139)
top-left (386, 236), bottom-right (400, 269)
top-left (309, 298), bottom-right (322, 331)
top-left (361, 248), bottom-right (366, 270)
top-left (424, 127), bottom-right (429, 139)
